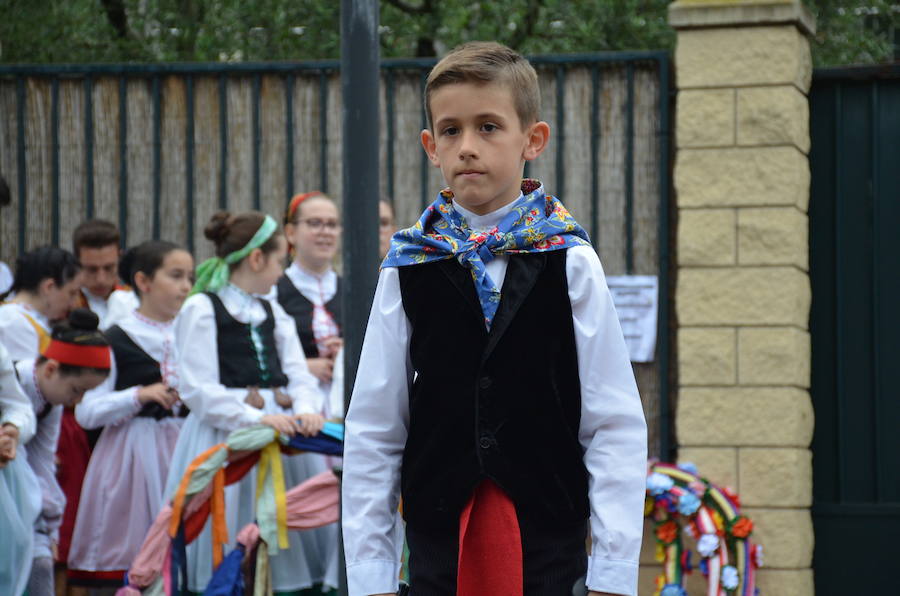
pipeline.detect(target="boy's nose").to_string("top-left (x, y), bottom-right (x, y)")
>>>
top-left (458, 130), bottom-right (479, 160)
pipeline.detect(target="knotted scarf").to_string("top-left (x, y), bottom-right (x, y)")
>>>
top-left (190, 215), bottom-right (279, 296)
top-left (382, 179), bottom-right (590, 329)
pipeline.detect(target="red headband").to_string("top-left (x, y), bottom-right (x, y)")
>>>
top-left (286, 191), bottom-right (324, 223)
top-left (43, 340), bottom-right (111, 369)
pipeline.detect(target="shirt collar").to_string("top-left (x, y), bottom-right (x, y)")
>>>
top-left (452, 193), bottom-right (524, 232)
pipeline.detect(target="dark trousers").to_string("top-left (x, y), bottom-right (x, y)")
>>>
top-left (405, 518), bottom-right (587, 596)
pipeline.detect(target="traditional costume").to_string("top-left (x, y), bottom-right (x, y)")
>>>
top-left (0, 342), bottom-right (41, 596)
top-left (164, 216), bottom-right (327, 592)
top-left (67, 310), bottom-right (185, 586)
top-left (271, 262), bottom-right (343, 588)
top-left (342, 181), bottom-right (648, 596)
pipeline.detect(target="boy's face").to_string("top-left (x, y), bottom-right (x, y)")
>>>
top-left (77, 244), bottom-right (120, 298)
top-left (421, 81), bottom-right (549, 216)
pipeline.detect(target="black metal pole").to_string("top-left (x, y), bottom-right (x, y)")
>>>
top-left (340, 1), bottom-right (380, 595)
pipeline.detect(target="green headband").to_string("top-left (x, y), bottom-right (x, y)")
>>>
top-left (190, 215), bottom-right (279, 296)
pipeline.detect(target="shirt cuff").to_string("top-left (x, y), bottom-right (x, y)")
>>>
top-left (346, 559), bottom-right (401, 596)
top-left (585, 555), bottom-right (639, 596)
top-left (0, 412), bottom-right (33, 444)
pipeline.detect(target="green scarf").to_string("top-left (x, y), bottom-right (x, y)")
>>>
top-left (190, 215), bottom-right (278, 295)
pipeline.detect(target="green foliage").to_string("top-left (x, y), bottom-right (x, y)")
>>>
top-left (0, 0), bottom-right (896, 66)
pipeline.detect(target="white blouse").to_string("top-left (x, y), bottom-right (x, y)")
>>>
top-left (76, 310), bottom-right (179, 430)
top-left (0, 302), bottom-right (49, 361)
top-left (174, 283), bottom-right (322, 432)
top-left (341, 202), bottom-right (648, 596)
top-left (0, 342), bottom-right (35, 443)
top-left (275, 263), bottom-right (338, 305)
top-left (15, 359), bottom-right (66, 537)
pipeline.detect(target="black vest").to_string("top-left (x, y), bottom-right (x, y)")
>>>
top-left (205, 292), bottom-right (288, 388)
top-left (276, 274), bottom-right (342, 358)
top-left (397, 250), bottom-right (587, 531)
top-left (105, 324), bottom-right (186, 420)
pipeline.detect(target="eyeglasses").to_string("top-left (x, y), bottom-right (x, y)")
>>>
top-left (296, 218), bottom-right (341, 231)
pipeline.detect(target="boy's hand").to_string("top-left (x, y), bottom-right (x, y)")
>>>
top-left (295, 413), bottom-right (325, 437)
top-left (0, 424), bottom-right (19, 465)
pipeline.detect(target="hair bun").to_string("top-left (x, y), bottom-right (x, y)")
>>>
top-left (68, 308), bottom-right (100, 331)
top-left (204, 211), bottom-right (232, 243)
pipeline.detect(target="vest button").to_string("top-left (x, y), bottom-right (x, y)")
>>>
top-left (479, 376), bottom-right (492, 389)
top-left (479, 435), bottom-right (492, 449)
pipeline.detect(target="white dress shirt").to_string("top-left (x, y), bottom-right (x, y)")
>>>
top-left (174, 284), bottom-right (323, 432)
top-left (76, 310), bottom-right (179, 429)
top-left (342, 201), bottom-right (648, 596)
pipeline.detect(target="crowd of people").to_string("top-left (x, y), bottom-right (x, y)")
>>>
top-left (0, 174), bottom-right (397, 595)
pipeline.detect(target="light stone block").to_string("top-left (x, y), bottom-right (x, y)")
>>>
top-left (677, 89), bottom-right (735, 147)
top-left (678, 208), bottom-right (736, 266)
top-left (738, 207), bottom-right (808, 268)
top-left (675, 26), bottom-right (812, 91)
top-left (737, 86), bottom-right (810, 152)
top-left (738, 327), bottom-right (810, 387)
top-left (676, 446), bottom-right (738, 489)
top-left (677, 387), bottom-right (813, 447)
top-left (675, 146), bottom-right (809, 209)
top-left (676, 267), bottom-right (810, 326)
top-left (755, 568), bottom-right (815, 596)
top-left (669, 0), bottom-right (816, 37)
top-left (743, 507), bottom-right (814, 568)
top-left (739, 447), bottom-right (812, 506)
top-left (679, 327), bottom-right (736, 385)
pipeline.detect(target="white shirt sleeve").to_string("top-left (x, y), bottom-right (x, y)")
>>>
top-left (342, 268), bottom-right (412, 596)
top-left (75, 353), bottom-right (141, 429)
top-left (271, 300), bottom-right (324, 416)
top-left (567, 246), bottom-right (647, 596)
top-left (26, 404), bottom-right (66, 530)
top-left (174, 294), bottom-right (265, 431)
top-left (0, 343), bottom-right (35, 443)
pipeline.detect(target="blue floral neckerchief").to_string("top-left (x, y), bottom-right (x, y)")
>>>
top-left (382, 179), bottom-right (591, 329)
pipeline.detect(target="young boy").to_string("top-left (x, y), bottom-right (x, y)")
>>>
top-left (71, 219), bottom-right (137, 328)
top-left (342, 42), bottom-right (647, 596)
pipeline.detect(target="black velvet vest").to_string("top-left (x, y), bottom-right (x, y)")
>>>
top-left (205, 292), bottom-right (288, 388)
top-left (105, 324), bottom-right (186, 419)
top-left (397, 250), bottom-right (587, 531)
top-left (275, 274), bottom-right (343, 358)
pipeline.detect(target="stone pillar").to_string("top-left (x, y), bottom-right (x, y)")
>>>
top-left (668, 1), bottom-right (816, 594)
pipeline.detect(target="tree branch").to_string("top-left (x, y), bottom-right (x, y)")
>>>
top-left (100, 0), bottom-right (130, 39)
top-left (508, 0), bottom-right (545, 49)
top-left (384, 0), bottom-right (430, 15)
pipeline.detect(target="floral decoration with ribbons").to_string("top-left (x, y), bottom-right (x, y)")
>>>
top-left (645, 462), bottom-right (762, 596)
top-left (190, 214), bottom-right (279, 296)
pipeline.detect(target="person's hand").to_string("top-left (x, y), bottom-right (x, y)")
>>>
top-left (295, 413), bottom-right (325, 437)
top-left (320, 336), bottom-right (344, 358)
top-left (137, 383), bottom-right (179, 408)
top-left (0, 424), bottom-right (19, 465)
top-left (260, 414), bottom-right (301, 437)
top-left (306, 357), bottom-right (334, 383)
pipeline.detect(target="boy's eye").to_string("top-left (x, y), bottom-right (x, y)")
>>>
top-left (442, 126), bottom-right (459, 136)
top-left (481, 123), bottom-right (498, 132)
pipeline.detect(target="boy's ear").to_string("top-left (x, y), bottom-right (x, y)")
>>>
top-left (42, 360), bottom-right (59, 378)
top-left (522, 121), bottom-right (551, 161)
top-left (420, 129), bottom-right (440, 167)
top-left (39, 278), bottom-right (57, 296)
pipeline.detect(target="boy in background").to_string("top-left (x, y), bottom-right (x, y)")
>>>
top-left (342, 42), bottom-right (647, 596)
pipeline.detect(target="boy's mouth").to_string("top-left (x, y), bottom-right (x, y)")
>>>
top-left (458, 170), bottom-right (484, 178)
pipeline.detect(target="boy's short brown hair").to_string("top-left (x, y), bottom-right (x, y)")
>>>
top-left (425, 41), bottom-right (540, 131)
top-left (72, 219), bottom-right (120, 255)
